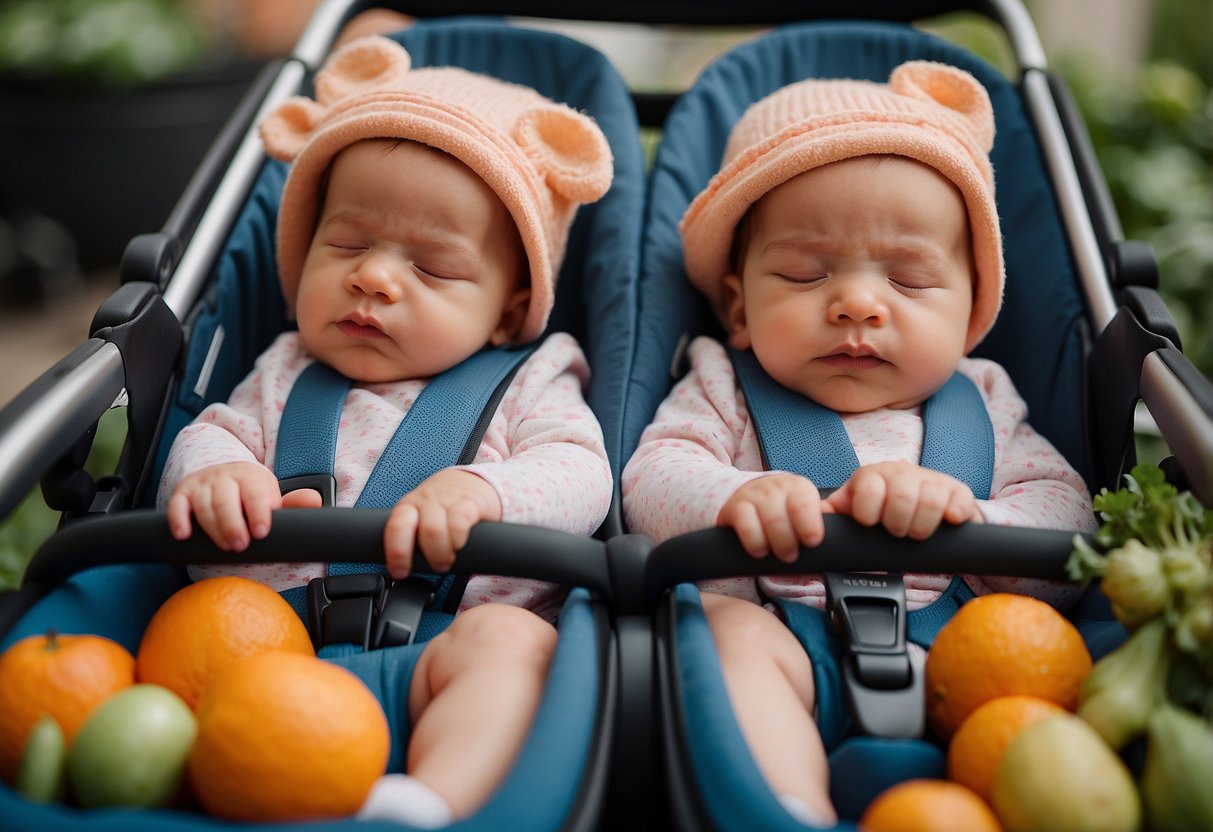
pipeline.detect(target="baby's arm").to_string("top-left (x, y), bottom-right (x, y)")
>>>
top-left (824, 462), bottom-right (980, 540)
top-left (159, 336), bottom-right (312, 551)
top-left (624, 338), bottom-right (807, 548)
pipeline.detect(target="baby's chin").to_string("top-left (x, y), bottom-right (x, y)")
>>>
top-left (310, 345), bottom-right (410, 384)
top-left (795, 378), bottom-right (931, 414)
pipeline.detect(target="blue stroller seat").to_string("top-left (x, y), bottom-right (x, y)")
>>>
top-left (625, 14), bottom-right (1211, 830)
top-left (0, 15), bottom-right (644, 832)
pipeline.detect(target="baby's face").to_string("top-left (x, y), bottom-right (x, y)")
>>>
top-left (723, 156), bottom-right (974, 413)
top-left (295, 140), bottom-right (527, 383)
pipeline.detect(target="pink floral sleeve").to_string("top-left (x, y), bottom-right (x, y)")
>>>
top-left (622, 337), bottom-right (773, 541)
top-left (461, 332), bottom-right (612, 537)
top-left (155, 334), bottom-right (311, 505)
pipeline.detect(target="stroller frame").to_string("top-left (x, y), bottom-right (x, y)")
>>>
top-left (1, 1), bottom-right (1211, 830)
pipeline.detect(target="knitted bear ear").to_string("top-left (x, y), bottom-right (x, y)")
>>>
top-left (515, 106), bottom-right (613, 204)
top-left (890, 61), bottom-right (995, 152)
top-left (315, 35), bottom-right (412, 104)
top-left (259, 97), bottom-right (326, 161)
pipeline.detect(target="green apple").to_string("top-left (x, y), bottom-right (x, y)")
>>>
top-left (67, 684), bottom-right (197, 808)
top-left (16, 714), bottom-right (67, 804)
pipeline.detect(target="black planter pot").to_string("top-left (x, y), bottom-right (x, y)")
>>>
top-left (0, 57), bottom-right (261, 275)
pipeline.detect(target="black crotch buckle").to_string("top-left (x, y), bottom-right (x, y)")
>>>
top-left (306, 573), bottom-right (433, 651)
top-left (824, 572), bottom-right (924, 738)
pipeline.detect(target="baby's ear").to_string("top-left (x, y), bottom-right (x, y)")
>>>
top-left (515, 106), bottom-right (613, 204)
top-left (490, 286), bottom-right (532, 347)
top-left (721, 273), bottom-right (751, 350)
top-left (890, 61), bottom-right (995, 152)
top-left (260, 97), bottom-right (326, 162)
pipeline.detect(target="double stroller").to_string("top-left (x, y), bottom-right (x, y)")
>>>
top-left (1, 1), bottom-right (1210, 830)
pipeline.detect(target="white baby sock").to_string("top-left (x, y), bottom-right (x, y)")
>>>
top-left (778, 793), bottom-right (833, 828)
top-left (357, 773), bottom-right (454, 829)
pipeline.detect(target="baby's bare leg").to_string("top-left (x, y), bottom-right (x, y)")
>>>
top-left (702, 592), bottom-right (836, 824)
top-left (407, 604), bottom-right (556, 818)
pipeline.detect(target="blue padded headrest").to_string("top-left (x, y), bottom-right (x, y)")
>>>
top-left (151, 19), bottom-right (644, 501)
top-left (627, 21), bottom-right (1087, 476)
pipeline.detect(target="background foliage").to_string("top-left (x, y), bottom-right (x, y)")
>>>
top-left (1053, 0), bottom-right (1212, 379)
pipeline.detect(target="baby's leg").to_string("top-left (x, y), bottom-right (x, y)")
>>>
top-left (702, 592), bottom-right (836, 824)
top-left (407, 604), bottom-right (557, 818)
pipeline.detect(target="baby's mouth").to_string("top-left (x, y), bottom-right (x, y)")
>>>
top-left (819, 348), bottom-right (887, 370)
top-left (337, 318), bottom-right (387, 339)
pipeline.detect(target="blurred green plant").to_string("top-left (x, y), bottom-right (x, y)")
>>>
top-left (1062, 55), bottom-right (1213, 379)
top-left (0, 0), bottom-right (209, 89)
top-left (935, 3), bottom-right (1212, 381)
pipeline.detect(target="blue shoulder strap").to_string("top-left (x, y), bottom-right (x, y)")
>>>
top-left (275, 344), bottom-right (538, 578)
top-left (729, 347), bottom-right (994, 497)
top-left (275, 362), bottom-right (351, 485)
top-left (354, 345), bottom-right (538, 509)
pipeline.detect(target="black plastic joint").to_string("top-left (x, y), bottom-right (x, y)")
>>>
top-left (119, 233), bottom-right (182, 289)
top-left (1123, 285), bottom-right (1181, 350)
top-left (1109, 239), bottom-right (1159, 289)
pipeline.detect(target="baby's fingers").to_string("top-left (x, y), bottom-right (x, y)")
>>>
top-left (942, 485), bottom-right (979, 525)
top-left (904, 479), bottom-right (954, 540)
top-left (787, 485), bottom-right (825, 549)
top-left (441, 499), bottom-right (483, 570)
top-left (203, 478), bottom-right (254, 551)
top-left (414, 503), bottom-right (458, 574)
top-left (828, 475), bottom-right (889, 528)
top-left (384, 503), bottom-right (420, 579)
top-left (722, 501), bottom-right (769, 559)
top-left (241, 478), bottom-right (282, 542)
top-left (167, 493), bottom-right (194, 541)
top-left (754, 499), bottom-right (800, 563)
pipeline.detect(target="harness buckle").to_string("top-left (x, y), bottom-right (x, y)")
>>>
top-left (306, 573), bottom-right (434, 651)
top-left (825, 572), bottom-right (924, 739)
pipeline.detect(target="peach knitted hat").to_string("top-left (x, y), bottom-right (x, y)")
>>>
top-left (681, 61), bottom-right (1003, 353)
top-left (260, 35), bottom-right (614, 343)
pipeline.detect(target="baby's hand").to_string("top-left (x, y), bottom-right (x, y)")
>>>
top-left (824, 462), bottom-right (979, 540)
top-left (717, 473), bottom-right (825, 562)
top-left (384, 470), bottom-right (503, 579)
top-left (167, 462), bottom-right (285, 551)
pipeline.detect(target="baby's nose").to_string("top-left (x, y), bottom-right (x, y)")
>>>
top-left (828, 284), bottom-right (887, 324)
top-left (347, 253), bottom-right (403, 302)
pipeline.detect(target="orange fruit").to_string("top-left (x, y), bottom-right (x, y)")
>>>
top-left (187, 649), bottom-right (389, 821)
top-left (860, 779), bottom-right (1001, 832)
top-left (925, 593), bottom-right (1091, 741)
top-left (0, 631), bottom-right (135, 784)
top-left (136, 576), bottom-right (313, 710)
top-left (947, 695), bottom-right (1065, 803)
